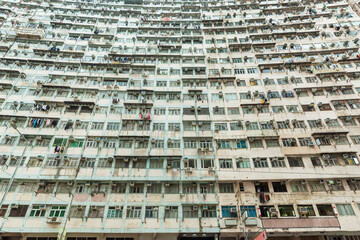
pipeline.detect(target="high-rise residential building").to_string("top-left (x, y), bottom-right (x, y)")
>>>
top-left (0, 0), bottom-right (360, 240)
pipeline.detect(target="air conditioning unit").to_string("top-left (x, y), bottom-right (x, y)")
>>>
top-left (185, 167), bottom-right (192, 174)
top-left (10, 203), bottom-right (19, 209)
top-left (115, 206), bottom-right (122, 210)
top-left (208, 167), bottom-right (215, 173)
top-left (85, 182), bottom-right (91, 187)
top-left (230, 207), bottom-right (237, 213)
top-left (146, 182), bottom-right (152, 187)
top-left (165, 183), bottom-right (170, 187)
top-left (93, 182), bottom-right (99, 187)
top-left (39, 181), bottom-right (46, 186)
top-left (336, 180), bottom-right (342, 184)
top-left (47, 217), bottom-right (61, 224)
top-left (299, 207), bottom-right (308, 216)
top-left (166, 162), bottom-right (172, 169)
top-left (269, 207), bottom-right (278, 216)
top-left (39, 205), bottom-right (46, 210)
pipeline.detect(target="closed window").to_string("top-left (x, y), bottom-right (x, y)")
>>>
top-left (336, 204), bottom-right (355, 216)
top-left (219, 159), bottom-right (233, 168)
top-left (107, 207), bottom-right (123, 218)
top-left (222, 206), bottom-right (237, 218)
top-left (49, 206), bottom-right (66, 217)
top-left (219, 183), bottom-right (234, 193)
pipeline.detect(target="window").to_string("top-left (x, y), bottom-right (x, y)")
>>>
top-left (145, 206), bottom-right (159, 218)
top-left (165, 206), bottom-right (178, 218)
top-left (53, 138), bottom-right (67, 147)
top-left (217, 140), bottom-right (230, 149)
top-left (149, 159), bottom-right (163, 168)
top-left (297, 205), bottom-right (315, 216)
top-left (88, 206), bottom-right (104, 218)
top-left (91, 122), bottom-right (104, 130)
top-left (282, 138), bottom-right (297, 147)
top-left (270, 157), bottom-right (285, 168)
top-left (130, 184), bottom-right (143, 193)
top-left (49, 206), bottom-right (66, 217)
top-left (259, 205), bottom-right (275, 218)
top-left (9, 205), bottom-right (28, 217)
top-left (184, 159), bottom-right (197, 168)
top-left (127, 206), bottom-right (142, 218)
top-left (147, 183), bottom-right (161, 194)
top-left (347, 180), bottom-right (360, 191)
top-left (272, 182), bottom-right (287, 192)
top-left (255, 182), bottom-right (269, 193)
top-left (241, 206), bottom-right (257, 218)
top-left (69, 206), bottom-right (85, 218)
top-left (107, 207), bottom-right (123, 218)
top-left (327, 180), bottom-right (345, 191)
top-left (253, 158), bottom-right (268, 168)
top-left (311, 157), bottom-right (322, 167)
top-left (30, 205), bottom-right (46, 217)
top-left (336, 204), bottom-right (355, 216)
top-left (183, 203), bottom-right (200, 218)
top-left (86, 139), bottom-right (99, 148)
top-left (288, 157), bottom-right (304, 167)
top-left (279, 205), bottom-right (295, 217)
top-left (200, 159), bottom-right (214, 169)
top-left (221, 206), bottom-right (237, 218)
top-left (107, 122), bottom-right (120, 131)
top-left (69, 139), bottom-right (84, 148)
top-left (317, 204), bottom-right (334, 216)
top-left (233, 139), bottom-right (247, 149)
top-left (219, 159), bottom-right (233, 168)
top-left (249, 140), bottom-right (263, 148)
top-left (266, 139), bottom-right (280, 148)
top-left (309, 181), bottom-right (326, 192)
top-left (219, 183), bottom-right (234, 193)
top-left (236, 158), bottom-right (250, 168)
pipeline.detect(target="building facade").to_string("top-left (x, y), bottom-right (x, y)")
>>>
top-left (0, 0), bottom-right (360, 240)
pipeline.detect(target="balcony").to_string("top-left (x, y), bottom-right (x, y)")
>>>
top-left (261, 217), bottom-right (340, 229)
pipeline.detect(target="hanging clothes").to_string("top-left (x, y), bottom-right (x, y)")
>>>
top-left (64, 122), bottom-right (71, 130)
top-left (259, 192), bottom-right (265, 203)
top-left (52, 120), bottom-right (58, 127)
top-left (33, 119), bottom-right (38, 128)
top-left (54, 146), bottom-right (60, 153)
